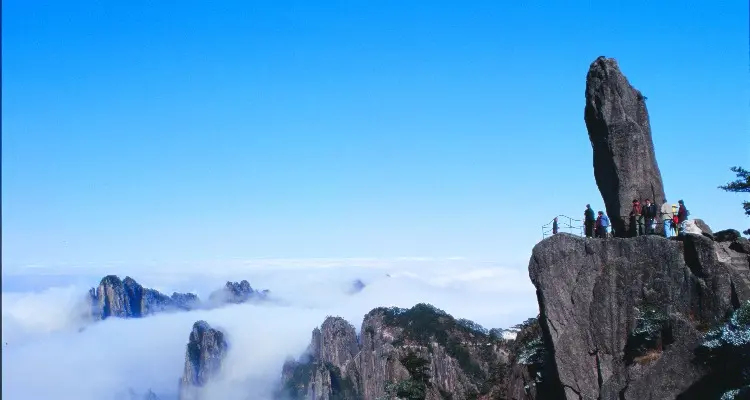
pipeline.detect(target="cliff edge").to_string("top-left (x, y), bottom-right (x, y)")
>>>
top-left (529, 233), bottom-right (750, 399)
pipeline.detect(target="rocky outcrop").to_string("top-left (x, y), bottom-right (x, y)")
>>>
top-left (684, 300), bottom-right (750, 399)
top-left (500, 317), bottom-right (564, 400)
top-left (280, 317), bottom-right (361, 399)
top-left (693, 219), bottom-right (713, 236)
top-left (206, 279), bottom-right (269, 306)
top-left (529, 233), bottom-right (750, 400)
top-left (279, 304), bottom-right (512, 400)
top-left (87, 276), bottom-right (268, 320)
top-left (349, 279), bottom-right (366, 294)
top-left (584, 56), bottom-right (666, 237)
top-left (714, 229), bottom-right (750, 255)
top-left (89, 275), bottom-right (197, 319)
top-left (179, 321), bottom-right (228, 400)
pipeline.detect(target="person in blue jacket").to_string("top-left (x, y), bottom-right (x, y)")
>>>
top-left (597, 211), bottom-right (610, 238)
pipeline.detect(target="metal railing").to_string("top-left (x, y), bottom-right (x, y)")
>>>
top-left (542, 215), bottom-right (584, 239)
top-left (542, 215), bottom-right (668, 239)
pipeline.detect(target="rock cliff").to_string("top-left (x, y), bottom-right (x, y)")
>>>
top-left (279, 304), bottom-right (514, 400)
top-left (178, 320), bottom-right (228, 400)
top-left (529, 232), bottom-right (750, 399)
top-left (87, 275), bottom-right (268, 320)
top-left (206, 279), bottom-right (269, 306)
top-left (584, 56), bottom-right (666, 237)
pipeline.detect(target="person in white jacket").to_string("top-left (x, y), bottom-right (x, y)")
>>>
top-left (660, 199), bottom-right (674, 237)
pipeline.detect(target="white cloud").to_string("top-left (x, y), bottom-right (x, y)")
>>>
top-left (1, 257), bottom-right (537, 400)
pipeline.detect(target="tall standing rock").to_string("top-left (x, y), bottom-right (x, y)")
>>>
top-left (584, 56), bottom-right (666, 237)
top-left (178, 321), bottom-right (228, 400)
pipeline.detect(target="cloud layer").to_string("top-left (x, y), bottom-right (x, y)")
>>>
top-left (1, 258), bottom-right (536, 400)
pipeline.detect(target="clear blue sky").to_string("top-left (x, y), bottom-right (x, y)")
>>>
top-left (2, 1), bottom-right (749, 267)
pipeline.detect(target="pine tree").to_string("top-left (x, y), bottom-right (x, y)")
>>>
top-left (718, 166), bottom-right (750, 235)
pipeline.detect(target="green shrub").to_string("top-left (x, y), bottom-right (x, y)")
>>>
top-left (695, 301), bottom-right (750, 398)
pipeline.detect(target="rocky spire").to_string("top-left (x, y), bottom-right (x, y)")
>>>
top-left (311, 317), bottom-right (359, 367)
top-left (584, 56), bottom-right (666, 237)
top-left (90, 275), bottom-right (143, 319)
top-left (179, 321), bottom-right (228, 400)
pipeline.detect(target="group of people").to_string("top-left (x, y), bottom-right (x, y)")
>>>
top-left (580, 199), bottom-right (689, 239)
top-left (583, 205), bottom-right (611, 238)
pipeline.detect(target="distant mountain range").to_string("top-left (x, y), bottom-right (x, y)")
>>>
top-left (86, 275), bottom-right (271, 321)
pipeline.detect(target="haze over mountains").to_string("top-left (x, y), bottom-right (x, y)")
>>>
top-left (1, 258), bottom-right (535, 399)
top-left (3, 1), bottom-right (747, 399)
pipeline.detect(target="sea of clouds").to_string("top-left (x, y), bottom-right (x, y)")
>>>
top-left (1, 257), bottom-right (537, 400)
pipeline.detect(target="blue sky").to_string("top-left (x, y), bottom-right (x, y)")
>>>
top-left (2, 1), bottom-right (748, 267)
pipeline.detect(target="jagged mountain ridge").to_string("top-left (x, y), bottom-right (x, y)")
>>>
top-left (158, 227), bottom-right (750, 399)
top-left (88, 275), bottom-right (270, 320)
top-left (277, 303), bottom-right (529, 400)
top-left (168, 305), bottom-right (540, 400)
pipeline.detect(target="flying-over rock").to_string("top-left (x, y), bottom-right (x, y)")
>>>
top-left (179, 320), bottom-right (228, 400)
top-left (529, 233), bottom-right (750, 400)
top-left (87, 276), bottom-right (268, 321)
top-left (584, 56), bottom-right (666, 237)
top-left (279, 304), bottom-right (514, 400)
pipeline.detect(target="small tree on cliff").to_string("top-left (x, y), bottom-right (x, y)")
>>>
top-left (718, 166), bottom-right (750, 235)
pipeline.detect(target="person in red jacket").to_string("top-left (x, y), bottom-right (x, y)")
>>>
top-left (629, 199), bottom-right (643, 237)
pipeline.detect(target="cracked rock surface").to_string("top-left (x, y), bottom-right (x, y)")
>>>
top-left (529, 233), bottom-right (750, 400)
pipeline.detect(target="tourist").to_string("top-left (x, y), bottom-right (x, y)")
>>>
top-left (597, 211), bottom-right (610, 238)
top-left (584, 204), bottom-right (596, 238)
top-left (553, 217), bottom-right (559, 235)
top-left (660, 199), bottom-right (673, 237)
top-left (629, 199), bottom-right (643, 237)
top-left (642, 198), bottom-right (657, 234)
top-left (671, 203), bottom-right (680, 236)
top-left (677, 200), bottom-right (689, 235)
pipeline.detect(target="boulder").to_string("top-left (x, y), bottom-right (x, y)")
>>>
top-left (730, 237), bottom-right (750, 255)
top-left (584, 56), bottom-right (666, 237)
top-left (683, 220), bottom-right (704, 235)
top-left (693, 219), bottom-right (713, 235)
top-left (528, 233), bottom-right (750, 400)
top-left (715, 229), bottom-right (742, 243)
